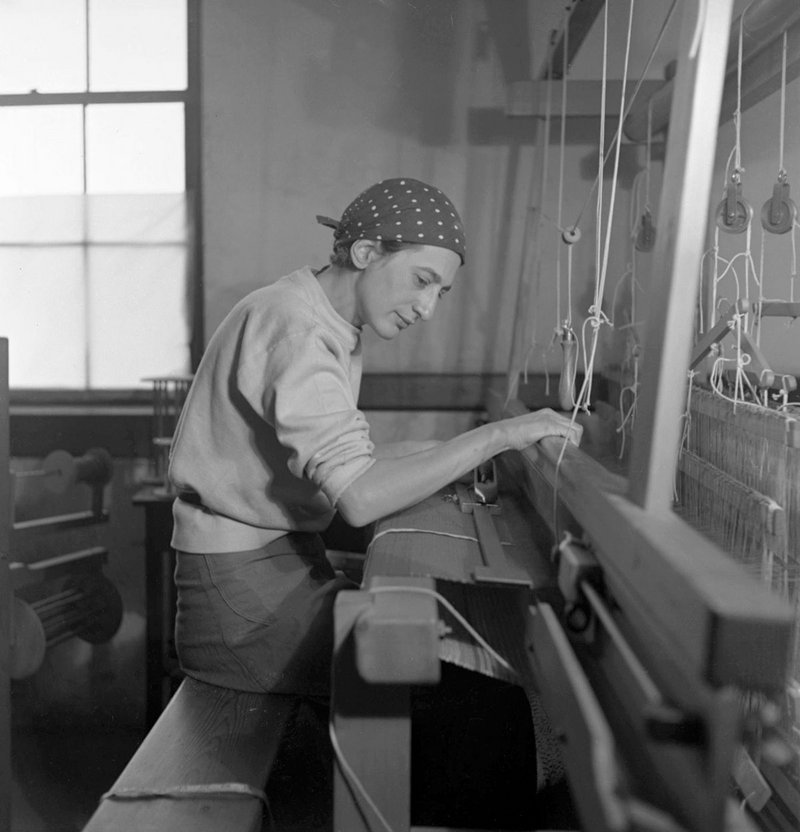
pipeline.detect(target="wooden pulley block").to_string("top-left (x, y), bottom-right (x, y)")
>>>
top-left (558, 325), bottom-right (578, 413)
top-left (635, 209), bottom-right (656, 252)
top-left (761, 178), bottom-right (796, 234)
top-left (716, 177), bottom-right (752, 234)
top-left (10, 597), bottom-right (46, 680)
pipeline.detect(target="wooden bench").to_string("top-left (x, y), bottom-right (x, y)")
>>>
top-left (83, 676), bottom-right (297, 832)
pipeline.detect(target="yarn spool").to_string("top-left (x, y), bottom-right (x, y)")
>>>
top-left (16, 448), bottom-right (113, 494)
top-left (10, 574), bottom-right (124, 680)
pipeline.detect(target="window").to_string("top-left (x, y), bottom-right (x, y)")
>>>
top-left (0, 0), bottom-right (199, 389)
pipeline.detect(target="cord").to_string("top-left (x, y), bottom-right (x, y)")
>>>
top-left (329, 583), bottom-right (519, 832)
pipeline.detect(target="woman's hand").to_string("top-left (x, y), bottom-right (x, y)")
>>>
top-left (502, 408), bottom-right (583, 451)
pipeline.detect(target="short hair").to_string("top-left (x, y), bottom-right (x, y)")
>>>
top-left (329, 238), bottom-right (419, 269)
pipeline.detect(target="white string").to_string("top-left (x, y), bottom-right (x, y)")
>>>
top-left (367, 526), bottom-right (513, 553)
top-left (645, 101), bottom-right (653, 211)
top-left (734, 11), bottom-right (745, 172)
top-left (328, 582), bottom-right (520, 832)
top-left (569, 0), bottom-right (680, 231)
top-left (779, 29), bottom-right (788, 175)
top-left (329, 724), bottom-right (396, 832)
top-left (524, 42), bottom-right (556, 370)
top-left (556, 9), bottom-right (570, 325)
top-left (756, 225), bottom-right (766, 343)
top-left (576, 0), bottom-right (635, 410)
top-left (367, 585), bottom-right (517, 676)
top-left (674, 370), bottom-right (697, 501)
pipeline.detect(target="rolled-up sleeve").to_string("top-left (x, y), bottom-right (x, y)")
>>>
top-left (238, 329), bottom-right (375, 505)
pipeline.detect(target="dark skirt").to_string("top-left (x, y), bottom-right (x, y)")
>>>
top-left (174, 532), bottom-right (355, 695)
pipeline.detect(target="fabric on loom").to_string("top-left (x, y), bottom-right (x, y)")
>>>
top-left (365, 486), bottom-right (565, 790)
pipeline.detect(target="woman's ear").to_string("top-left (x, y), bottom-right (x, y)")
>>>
top-left (350, 239), bottom-right (381, 269)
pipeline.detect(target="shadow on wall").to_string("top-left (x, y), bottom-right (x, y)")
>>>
top-left (298, 0), bottom-right (461, 146)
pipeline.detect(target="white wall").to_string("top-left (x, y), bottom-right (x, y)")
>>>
top-left (199, 0), bottom-right (644, 380)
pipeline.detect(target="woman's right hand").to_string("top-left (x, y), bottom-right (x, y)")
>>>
top-left (502, 408), bottom-right (583, 451)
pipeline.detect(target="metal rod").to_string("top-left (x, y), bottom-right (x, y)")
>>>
top-left (30, 589), bottom-right (83, 613)
top-left (42, 609), bottom-right (91, 639)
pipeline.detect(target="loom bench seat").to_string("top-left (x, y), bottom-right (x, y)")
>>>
top-left (83, 676), bottom-right (296, 832)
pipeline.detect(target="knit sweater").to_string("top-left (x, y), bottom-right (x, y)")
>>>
top-left (168, 266), bottom-right (376, 553)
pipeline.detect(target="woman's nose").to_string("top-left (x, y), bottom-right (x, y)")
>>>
top-left (414, 289), bottom-right (438, 321)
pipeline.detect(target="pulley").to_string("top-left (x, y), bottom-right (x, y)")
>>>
top-left (716, 171), bottom-right (752, 234)
top-left (635, 208), bottom-right (656, 252)
top-left (558, 324), bottom-right (578, 413)
top-left (561, 226), bottom-right (581, 245)
top-left (761, 172), bottom-right (796, 234)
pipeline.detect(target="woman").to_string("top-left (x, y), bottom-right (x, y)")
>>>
top-left (168, 177), bottom-right (581, 697)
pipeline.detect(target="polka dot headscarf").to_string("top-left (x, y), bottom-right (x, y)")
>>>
top-left (316, 177), bottom-right (466, 265)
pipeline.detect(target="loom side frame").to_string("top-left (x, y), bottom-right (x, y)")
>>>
top-left (494, 396), bottom-right (793, 695)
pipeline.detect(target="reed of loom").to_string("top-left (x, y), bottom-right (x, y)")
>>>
top-left (676, 385), bottom-right (800, 737)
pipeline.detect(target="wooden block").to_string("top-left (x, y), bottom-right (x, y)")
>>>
top-left (356, 577), bottom-right (441, 685)
top-left (332, 590), bottom-right (414, 832)
top-left (83, 677), bottom-right (296, 832)
top-left (500, 394), bottom-right (794, 694)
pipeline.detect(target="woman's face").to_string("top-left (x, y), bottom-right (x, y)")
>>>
top-left (355, 245), bottom-right (461, 340)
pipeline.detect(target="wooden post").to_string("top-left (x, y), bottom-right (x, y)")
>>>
top-left (0, 339), bottom-right (11, 831)
top-left (331, 591), bottom-right (412, 832)
top-left (628, 0), bottom-right (736, 512)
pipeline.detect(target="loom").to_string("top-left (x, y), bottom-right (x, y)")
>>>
top-left (330, 2), bottom-right (800, 831)
top-left (8, 446), bottom-right (123, 679)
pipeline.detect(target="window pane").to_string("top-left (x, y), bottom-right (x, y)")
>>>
top-left (89, 0), bottom-right (187, 92)
top-left (0, 107), bottom-right (84, 196)
top-left (0, 248), bottom-right (87, 388)
top-left (86, 103), bottom-right (185, 194)
top-left (88, 246), bottom-right (190, 388)
top-left (0, 0), bottom-right (87, 94)
top-left (87, 194), bottom-right (188, 244)
top-left (0, 196), bottom-right (85, 244)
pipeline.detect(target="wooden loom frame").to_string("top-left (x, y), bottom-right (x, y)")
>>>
top-left (329, 3), bottom-right (795, 831)
top-left (494, 2), bottom-right (795, 830)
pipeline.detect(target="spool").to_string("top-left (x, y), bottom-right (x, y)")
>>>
top-left (14, 447), bottom-right (113, 494)
top-left (558, 327), bottom-right (578, 412)
top-left (10, 574), bottom-right (124, 680)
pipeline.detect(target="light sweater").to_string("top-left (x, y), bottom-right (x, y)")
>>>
top-left (169, 266), bottom-right (376, 553)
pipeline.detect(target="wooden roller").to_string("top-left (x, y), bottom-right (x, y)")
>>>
top-left (14, 447), bottom-right (113, 494)
top-left (10, 573), bottom-right (123, 680)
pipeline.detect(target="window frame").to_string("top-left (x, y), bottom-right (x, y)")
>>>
top-left (2, 0), bottom-right (203, 404)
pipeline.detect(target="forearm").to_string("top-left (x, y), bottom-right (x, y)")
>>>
top-left (337, 422), bottom-right (507, 527)
top-left (373, 439), bottom-right (442, 459)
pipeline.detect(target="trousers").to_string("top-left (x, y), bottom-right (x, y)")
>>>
top-left (174, 532), bottom-right (354, 695)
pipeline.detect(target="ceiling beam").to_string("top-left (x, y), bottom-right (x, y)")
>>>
top-left (548, 0), bottom-right (606, 80)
